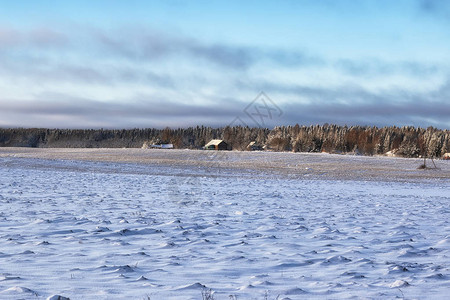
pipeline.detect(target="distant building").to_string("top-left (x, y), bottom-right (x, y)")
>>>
top-left (149, 143), bottom-right (173, 149)
top-left (262, 144), bottom-right (274, 151)
top-left (443, 153), bottom-right (450, 160)
top-left (385, 149), bottom-right (399, 157)
top-left (204, 139), bottom-right (228, 150)
top-left (247, 141), bottom-right (263, 151)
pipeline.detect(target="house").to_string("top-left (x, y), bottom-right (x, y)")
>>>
top-left (247, 141), bottom-right (263, 151)
top-left (443, 153), bottom-right (450, 160)
top-left (148, 143), bottom-right (173, 149)
top-left (204, 139), bottom-right (228, 150)
top-left (262, 144), bottom-right (274, 151)
top-left (385, 149), bottom-right (399, 157)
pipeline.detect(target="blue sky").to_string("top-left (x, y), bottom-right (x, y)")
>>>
top-left (0, 0), bottom-right (449, 129)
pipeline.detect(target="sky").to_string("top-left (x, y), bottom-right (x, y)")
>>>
top-left (0, 0), bottom-right (449, 129)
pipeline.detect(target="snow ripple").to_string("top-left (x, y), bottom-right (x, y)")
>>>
top-left (0, 157), bottom-right (448, 299)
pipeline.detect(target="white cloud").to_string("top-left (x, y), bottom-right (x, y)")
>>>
top-left (0, 24), bottom-right (449, 129)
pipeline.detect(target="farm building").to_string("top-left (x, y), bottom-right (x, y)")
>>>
top-left (204, 139), bottom-right (228, 150)
top-left (443, 153), bottom-right (450, 160)
top-left (247, 141), bottom-right (263, 151)
top-left (150, 143), bottom-right (173, 149)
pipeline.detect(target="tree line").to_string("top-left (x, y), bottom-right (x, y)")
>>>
top-left (0, 125), bottom-right (448, 158)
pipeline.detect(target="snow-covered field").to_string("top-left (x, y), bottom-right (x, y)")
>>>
top-left (0, 149), bottom-right (449, 299)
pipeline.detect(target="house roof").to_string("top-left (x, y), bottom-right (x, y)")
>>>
top-left (205, 139), bottom-right (225, 147)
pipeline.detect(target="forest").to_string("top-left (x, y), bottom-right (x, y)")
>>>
top-left (0, 125), bottom-right (448, 158)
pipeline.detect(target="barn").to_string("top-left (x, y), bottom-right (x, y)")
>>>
top-left (204, 139), bottom-right (228, 150)
top-left (247, 141), bottom-right (263, 151)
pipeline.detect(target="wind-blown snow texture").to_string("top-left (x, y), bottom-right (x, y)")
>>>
top-left (0, 152), bottom-right (449, 299)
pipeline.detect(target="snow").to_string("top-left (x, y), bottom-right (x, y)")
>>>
top-left (0, 149), bottom-right (449, 299)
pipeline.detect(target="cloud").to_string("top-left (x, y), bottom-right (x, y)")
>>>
top-left (0, 55), bottom-right (177, 88)
top-left (275, 81), bottom-right (450, 128)
top-left (91, 28), bottom-right (257, 69)
top-left (0, 24), bottom-right (449, 129)
top-left (28, 28), bottom-right (68, 47)
top-left (0, 93), bottom-right (246, 128)
top-left (1, 25), bottom-right (320, 70)
top-left (0, 27), bottom-right (20, 47)
top-left (0, 60), bottom-right (109, 85)
top-left (187, 44), bottom-right (256, 69)
top-left (1, 78), bottom-right (450, 129)
top-left (230, 78), bottom-right (450, 128)
top-left (335, 59), bottom-right (440, 78)
top-left (0, 24), bottom-right (327, 92)
top-left (0, 27), bottom-right (67, 49)
top-left (282, 101), bottom-right (450, 129)
top-left (0, 24), bottom-right (440, 77)
top-left (108, 30), bottom-right (322, 69)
